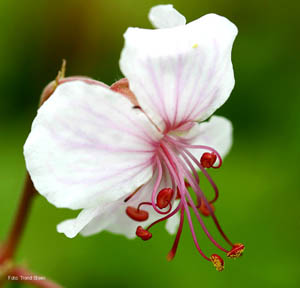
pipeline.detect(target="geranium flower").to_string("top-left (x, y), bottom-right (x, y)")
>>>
top-left (24, 4), bottom-right (244, 271)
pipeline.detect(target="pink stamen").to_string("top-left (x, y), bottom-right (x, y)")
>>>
top-left (165, 135), bottom-right (222, 168)
top-left (176, 175), bottom-right (211, 261)
top-left (181, 150), bottom-right (200, 184)
top-left (179, 151), bottom-right (202, 203)
top-left (167, 148), bottom-right (229, 253)
top-left (181, 149), bottom-right (234, 247)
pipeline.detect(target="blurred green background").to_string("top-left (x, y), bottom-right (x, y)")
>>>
top-left (0, 0), bottom-right (299, 287)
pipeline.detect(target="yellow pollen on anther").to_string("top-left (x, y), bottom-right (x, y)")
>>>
top-left (211, 255), bottom-right (224, 272)
top-left (192, 43), bottom-right (198, 48)
top-left (227, 243), bottom-right (245, 259)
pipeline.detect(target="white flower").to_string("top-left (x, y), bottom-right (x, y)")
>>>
top-left (24, 5), bottom-right (244, 269)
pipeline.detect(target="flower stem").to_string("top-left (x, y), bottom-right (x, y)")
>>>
top-left (0, 64), bottom-right (75, 287)
top-left (0, 173), bottom-right (36, 265)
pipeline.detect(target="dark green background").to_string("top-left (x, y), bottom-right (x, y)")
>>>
top-left (1, 0), bottom-right (299, 287)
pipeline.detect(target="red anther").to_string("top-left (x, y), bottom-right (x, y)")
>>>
top-left (199, 201), bottom-right (215, 217)
top-left (126, 206), bottom-right (149, 222)
top-left (227, 243), bottom-right (245, 258)
top-left (157, 188), bottom-right (174, 209)
top-left (210, 254), bottom-right (224, 272)
top-left (136, 226), bottom-right (152, 240)
top-left (200, 152), bottom-right (217, 168)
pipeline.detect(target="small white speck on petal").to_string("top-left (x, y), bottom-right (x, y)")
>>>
top-left (149, 4), bottom-right (186, 29)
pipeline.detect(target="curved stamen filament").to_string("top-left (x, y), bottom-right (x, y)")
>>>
top-left (147, 201), bottom-right (181, 231)
top-left (181, 151), bottom-right (199, 184)
top-left (137, 201), bottom-right (172, 215)
top-left (183, 144), bottom-right (222, 168)
top-left (181, 195), bottom-right (211, 260)
top-left (179, 151), bottom-right (203, 203)
top-left (167, 148), bottom-right (229, 253)
top-left (137, 202), bottom-right (152, 210)
top-left (165, 135), bottom-right (222, 168)
top-left (181, 148), bottom-right (234, 247)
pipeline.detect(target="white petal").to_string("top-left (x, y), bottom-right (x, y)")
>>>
top-left (184, 116), bottom-right (233, 161)
top-left (149, 5), bottom-right (186, 29)
top-left (57, 207), bottom-right (101, 238)
top-left (79, 195), bottom-right (140, 238)
top-left (120, 14), bottom-right (237, 132)
top-left (24, 81), bottom-right (161, 210)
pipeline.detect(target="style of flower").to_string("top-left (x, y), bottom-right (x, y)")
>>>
top-left (24, 4), bottom-right (244, 271)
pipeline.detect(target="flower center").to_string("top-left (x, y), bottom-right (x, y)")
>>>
top-left (125, 134), bottom-right (244, 271)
